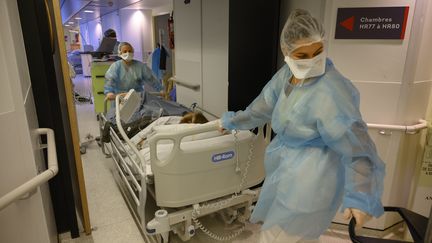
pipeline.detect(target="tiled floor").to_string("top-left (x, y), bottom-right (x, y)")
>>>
top-left (61, 75), bottom-right (145, 243)
top-left (63, 75), bottom-right (408, 243)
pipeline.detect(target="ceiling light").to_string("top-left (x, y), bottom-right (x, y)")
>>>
top-left (84, 10), bottom-right (94, 13)
top-left (65, 24), bottom-right (70, 27)
top-left (68, 22), bottom-right (74, 24)
top-left (75, 17), bottom-right (82, 20)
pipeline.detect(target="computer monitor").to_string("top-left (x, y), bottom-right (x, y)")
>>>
top-left (96, 37), bottom-right (117, 53)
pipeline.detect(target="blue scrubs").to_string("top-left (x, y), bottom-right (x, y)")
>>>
top-left (221, 59), bottom-right (385, 239)
top-left (104, 59), bottom-right (162, 94)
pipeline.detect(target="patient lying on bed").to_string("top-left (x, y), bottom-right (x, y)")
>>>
top-left (131, 112), bottom-right (209, 150)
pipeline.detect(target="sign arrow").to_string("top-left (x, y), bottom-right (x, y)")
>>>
top-left (340, 16), bottom-right (355, 31)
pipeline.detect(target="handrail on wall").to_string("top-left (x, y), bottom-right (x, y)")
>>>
top-left (367, 119), bottom-right (428, 134)
top-left (0, 128), bottom-right (58, 211)
top-left (191, 103), bottom-right (220, 119)
top-left (168, 76), bottom-right (200, 91)
top-left (164, 77), bottom-right (429, 135)
top-left (192, 101), bottom-right (427, 135)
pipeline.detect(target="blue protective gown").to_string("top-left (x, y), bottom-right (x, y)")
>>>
top-left (104, 59), bottom-right (162, 94)
top-left (151, 47), bottom-right (162, 80)
top-left (221, 59), bottom-right (385, 239)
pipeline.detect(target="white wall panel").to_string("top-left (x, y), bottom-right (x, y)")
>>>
top-left (142, 9), bottom-right (154, 60)
top-left (173, 0), bottom-right (202, 107)
top-left (325, 0), bottom-right (415, 84)
top-left (101, 11), bottom-right (122, 41)
top-left (173, 0), bottom-right (202, 64)
top-left (353, 82), bottom-right (401, 124)
top-left (404, 82), bottom-right (432, 124)
top-left (404, 0), bottom-right (432, 123)
top-left (152, 4), bottom-right (173, 16)
top-left (0, 37), bottom-right (15, 114)
top-left (324, 0), bottom-right (423, 230)
top-left (80, 18), bottom-right (103, 51)
top-left (201, 0), bottom-right (229, 118)
top-left (0, 1), bottom-right (56, 242)
top-left (413, 0), bottom-right (432, 83)
top-left (409, 0), bottom-right (432, 218)
top-left (119, 9), bottom-right (153, 62)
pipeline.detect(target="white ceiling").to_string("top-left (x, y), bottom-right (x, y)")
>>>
top-left (125, 0), bottom-right (172, 9)
top-left (61, 0), bottom-right (172, 27)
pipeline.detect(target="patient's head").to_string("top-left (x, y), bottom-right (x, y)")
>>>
top-left (180, 112), bottom-right (208, 124)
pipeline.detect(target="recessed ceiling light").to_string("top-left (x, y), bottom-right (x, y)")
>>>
top-left (65, 24), bottom-right (70, 27)
top-left (68, 22), bottom-right (74, 24)
top-left (75, 17), bottom-right (82, 20)
top-left (84, 10), bottom-right (94, 13)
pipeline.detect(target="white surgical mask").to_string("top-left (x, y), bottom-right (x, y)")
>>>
top-left (285, 51), bottom-right (326, 80)
top-left (120, 52), bottom-right (134, 62)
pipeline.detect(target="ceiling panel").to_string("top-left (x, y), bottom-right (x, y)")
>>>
top-left (62, 0), bottom-right (172, 27)
top-left (125, 0), bottom-right (172, 9)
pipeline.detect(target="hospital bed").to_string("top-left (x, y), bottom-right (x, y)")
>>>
top-left (99, 90), bottom-right (270, 242)
top-left (98, 90), bottom-right (190, 156)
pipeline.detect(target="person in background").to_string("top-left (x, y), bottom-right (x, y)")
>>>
top-left (103, 28), bottom-right (119, 55)
top-left (104, 42), bottom-right (163, 100)
top-left (95, 29), bottom-right (118, 55)
top-left (218, 9), bottom-right (385, 243)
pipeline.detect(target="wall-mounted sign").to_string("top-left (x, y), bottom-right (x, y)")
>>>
top-left (335, 7), bottom-right (409, 39)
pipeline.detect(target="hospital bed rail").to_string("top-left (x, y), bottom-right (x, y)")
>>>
top-left (190, 103), bottom-right (273, 146)
top-left (98, 91), bottom-right (175, 156)
top-left (142, 122), bottom-right (265, 242)
top-left (97, 88), bottom-right (269, 242)
top-left (107, 96), bottom-right (267, 242)
top-left (99, 95), bottom-right (154, 242)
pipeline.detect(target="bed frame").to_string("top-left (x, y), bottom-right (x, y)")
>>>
top-left (99, 96), bottom-right (270, 243)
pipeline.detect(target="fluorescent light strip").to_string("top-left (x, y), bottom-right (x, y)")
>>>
top-left (84, 10), bottom-right (94, 13)
top-left (75, 17), bottom-right (82, 20)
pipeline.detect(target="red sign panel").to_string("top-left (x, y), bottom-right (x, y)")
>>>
top-left (335, 7), bottom-right (409, 39)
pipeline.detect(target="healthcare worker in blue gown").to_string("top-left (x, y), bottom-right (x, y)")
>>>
top-left (104, 42), bottom-right (163, 100)
top-left (219, 9), bottom-right (385, 243)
